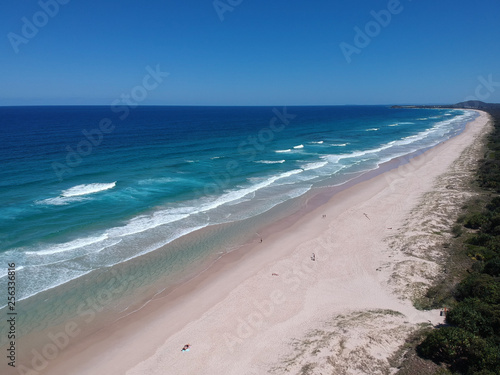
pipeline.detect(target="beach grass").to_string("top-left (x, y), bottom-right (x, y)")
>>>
top-left (397, 107), bottom-right (500, 375)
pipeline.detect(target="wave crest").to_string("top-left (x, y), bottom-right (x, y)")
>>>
top-left (62, 182), bottom-right (117, 197)
top-left (37, 182), bottom-right (117, 206)
top-left (255, 160), bottom-right (286, 164)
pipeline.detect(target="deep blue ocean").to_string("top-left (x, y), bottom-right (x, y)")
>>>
top-left (0, 105), bottom-right (477, 306)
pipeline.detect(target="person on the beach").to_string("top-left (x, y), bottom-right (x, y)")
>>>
top-left (181, 344), bottom-right (191, 352)
top-left (311, 253), bottom-right (316, 261)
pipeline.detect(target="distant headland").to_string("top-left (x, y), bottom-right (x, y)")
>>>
top-left (392, 100), bottom-right (500, 110)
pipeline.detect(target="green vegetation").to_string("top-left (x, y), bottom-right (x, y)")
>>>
top-left (415, 107), bottom-right (500, 374)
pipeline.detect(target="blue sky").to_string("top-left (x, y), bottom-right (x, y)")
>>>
top-left (1, 0), bottom-right (500, 105)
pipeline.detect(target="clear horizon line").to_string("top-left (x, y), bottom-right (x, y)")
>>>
top-left (0, 102), bottom-right (467, 108)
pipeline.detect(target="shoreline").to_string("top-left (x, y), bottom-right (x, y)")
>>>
top-left (15, 110), bottom-right (491, 375)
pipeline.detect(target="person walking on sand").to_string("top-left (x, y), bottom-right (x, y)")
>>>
top-left (311, 253), bottom-right (316, 261)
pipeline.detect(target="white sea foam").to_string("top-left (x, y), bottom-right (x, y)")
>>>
top-left (293, 144), bottom-right (304, 149)
top-left (26, 167), bottom-right (308, 274)
top-left (62, 182), bottom-right (116, 197)
top-left (99, 169), bottom-right (306, 241)
top-left (118, 178), bottom-right (306, 264)
top-left (36, 182), bottom-right (117, 206)
top-left (302, 161), bottom-right (329, 171)
top-left (26, 235), bottom-right (109, 256)
top-left (88, 170), bottom-right (310, 266)
top-left (331, 143), bottom-right (348, 146)
top-left (0, 265), bottom-right (24, 281)
top-left (275, 149), bottom-right (292, 153)
top-left (366, 128), bottom-right (379, 131)
top-left (106, 212), bottom-right (191, 238)
top-left (322, 143), bottom-right (396, 163)
top-left (37, 196), bottom-right (89, 206)
top-left (29, 239), bottom-right (124, 267)
top-left (310, 141), bottom-right (324, 144)
top-left (321, 112), bottom-right (471, 168)
top-left (254, 160), bottom-right (286, 164)
top-left (14, 268), bottom-right (95, 304)
top-left (199, 169), bottom-right (304, 213)
top-left (387, 123), bottom-right (399, 127)
top-left (297, 113), bottom-right (469, 194)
